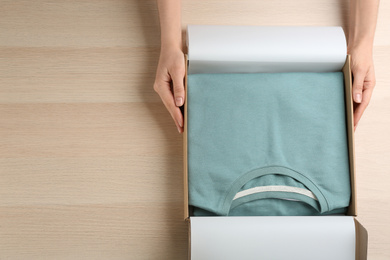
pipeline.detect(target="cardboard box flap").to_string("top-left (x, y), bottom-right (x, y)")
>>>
top-left (343, 55), bottom-right (357, 217)
top-left (184, 54), bottom-right (189, 220)
top-left (355, 218), bottom-right (368, 260)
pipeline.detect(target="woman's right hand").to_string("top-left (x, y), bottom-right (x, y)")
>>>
top-left (153, 46), bottom-right (186, 133)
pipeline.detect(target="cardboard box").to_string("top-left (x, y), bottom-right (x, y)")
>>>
top-left (183, 54), bottom-right (368, 259)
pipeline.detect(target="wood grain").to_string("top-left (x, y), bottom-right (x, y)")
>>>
top-left (1, 0), bottom-right (389, 259)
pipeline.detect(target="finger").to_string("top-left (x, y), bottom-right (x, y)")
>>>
top-left (154, 79), bottom-right (184, 132)
top-left (352, 68), bottom-right (365, 104)
top-left (170, 66), bottom-right (186, 107)
top-left (353, 85), bottom-right (374, 129)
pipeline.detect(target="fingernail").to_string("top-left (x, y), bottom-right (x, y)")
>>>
top-left (177, 125), bottom-right (182, 133)
top-left (175, 97), bottom-right (183, 107)
top-left (355, 93), bottom-right (362, 103)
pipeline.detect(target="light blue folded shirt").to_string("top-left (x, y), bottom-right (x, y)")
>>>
top-left (187, 72), bottom-right (350, 216)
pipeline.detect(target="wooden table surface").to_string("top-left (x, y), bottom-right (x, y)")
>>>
top-left (1, 1), bottom-right (389, 259)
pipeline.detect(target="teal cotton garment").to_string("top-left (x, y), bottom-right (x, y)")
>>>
top-left (187, 72), bottom-right (351, 216)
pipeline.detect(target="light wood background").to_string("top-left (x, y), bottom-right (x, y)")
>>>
top-left (0, 1), bottom-right (389, 259)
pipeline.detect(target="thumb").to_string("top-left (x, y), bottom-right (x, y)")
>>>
top-left (352, 69), bottom-right (365, 104)
top-left (171, 69), bottom-right (186, 107)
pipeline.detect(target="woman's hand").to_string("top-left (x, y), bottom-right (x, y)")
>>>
top-left (348, 45), bottom-right (376, 131)
top-left (348, 0), bottom-right (379, 131)
top-left (154, 46), bottom-right (186, 133)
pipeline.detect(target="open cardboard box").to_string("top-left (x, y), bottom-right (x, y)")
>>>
top-left (182, 54), bottom-right (368, 259)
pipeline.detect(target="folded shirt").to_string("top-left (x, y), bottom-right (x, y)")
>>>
top-left (187, 72), bottom-right (351, 216)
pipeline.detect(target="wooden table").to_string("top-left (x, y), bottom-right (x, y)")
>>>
top-left (1, 1), bottom-right (389, 259)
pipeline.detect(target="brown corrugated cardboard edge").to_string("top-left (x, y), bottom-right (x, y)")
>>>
top-left (354, 218), bottom-right (368, 260)
top-left (183, 54), bottom-right (190, 260)
top-left (343, 54), bottom-right (358, 217)
top-left (184, 54), bottom-right (189, 221)
top-left (344, 55), bottom-right (368, 260)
